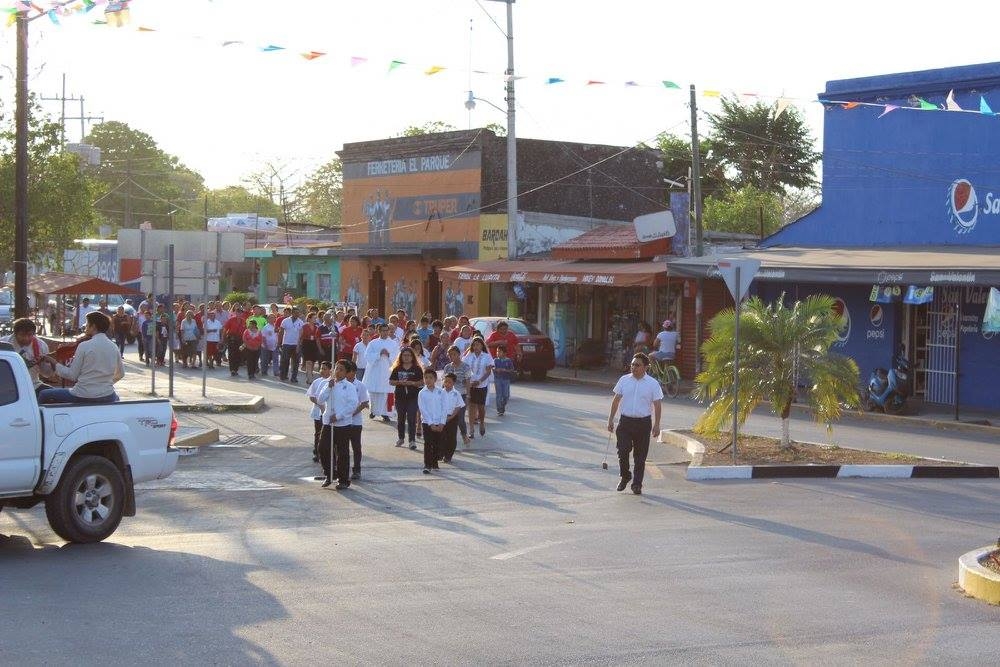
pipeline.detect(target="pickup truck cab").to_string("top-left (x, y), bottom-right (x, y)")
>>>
top-left (0, 343), bottom-right (178, 543)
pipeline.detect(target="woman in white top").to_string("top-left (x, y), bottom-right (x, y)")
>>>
top-left (408, 338), bottom-right (431, 368)
top-left (463, 337), bottom-right (494, 438)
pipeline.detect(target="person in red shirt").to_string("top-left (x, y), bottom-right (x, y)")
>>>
top-left (339, 315), bottom-right (363, 362)
top-left (450, 316), bottom-right (471, 342)
top-left (223, 306), bottom-right (247, 376)
top-left (486, 321), bottom-right (521, 366)
top-left (241, 318), bottom-right (264, 380)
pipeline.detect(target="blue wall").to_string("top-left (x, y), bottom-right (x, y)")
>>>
top-left (751, 283), bottom-right (897, 385)
top-left (766, 62), bottom-right (1000, 248)
top-left (940, 286), bottom-right (1000, 411)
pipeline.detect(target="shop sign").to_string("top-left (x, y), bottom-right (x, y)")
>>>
top-left (580, 274), bottom-right (615, 285)
top-left (633, 210), bottom-right (676, 243)
top-left (866, 304), bottom-right (886, 341)
top-left (947, 178), bottom-right (1000, 235)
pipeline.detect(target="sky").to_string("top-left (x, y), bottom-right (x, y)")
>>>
top-left (3, 0), bottom-right (1000, 189)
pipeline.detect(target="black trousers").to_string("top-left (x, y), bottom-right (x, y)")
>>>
top-left (319, 425), bottom-right (351, 483)
top-left (442, 416), bottom-right (460, 460)
top-left (280, 344), bottom-right (300, 381)
top-left (348, 425), bottom-right (362, 473)
top-left (396, 394), bottom-right (418, 442)
top-left (313, 419), bottom-right (323, 459)
top-left (616, 416), bottom-right (651, 489)
top-left (422, 423), bottom-right (440, 469)
top-left (244, 348), bottom-right (260, 378)
top-left (227, 338), bottom-right (242, 373)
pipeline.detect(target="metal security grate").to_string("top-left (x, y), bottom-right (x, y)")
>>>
top-left (223, 435), bottom-right (266, 446)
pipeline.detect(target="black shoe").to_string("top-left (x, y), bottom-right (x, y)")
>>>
top-left (409, 443), bottom-right (417, 450)
top-left (369, 413), bottom-right (377, 420)
top-left (381, 416), bottom-right (390, 423)
top-left (351, 471), bottom-right (360, 480)
top-left (312, 455), bottom-right (319, 463)
top-left (617, 474), bottom-right (632, 492)
top-left (422, 468), bottom-right (430, 474)
top-left (313, 475), bottom-right (325, 481)
top-left (231, 372), bottom-right (238, 377)
top-left (321, 479), bottom-right (332, 488)
top-left (631, 485), bottom-right (642, 495)
top-left (335, 482), bottom-right (350, 490)
top-left (443, 457), bottom-right (452, 463)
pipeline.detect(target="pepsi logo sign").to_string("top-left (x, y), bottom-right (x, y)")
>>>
top-left (948, 178), bottom-right (1000, 234)
top-left (831, 297), bottom-right (851, 345)
top-left (869, 305), bottom-right (883, 327)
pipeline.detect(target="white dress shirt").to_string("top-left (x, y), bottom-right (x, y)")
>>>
top-left (203, 318), bottom-right (222, 343)
top-left (443, 387), bottom-right (465, 419)
top-left (318, 379), bottom-right (359, 427)
top-left (55, 333), bottom-right (124, 398)
top-left (612, 373), bottom-right (664, 418)
top-left (307, 377), bottom-right (327, 421)
top-left (417, 386), bottom-right (446, 426)
top-left (352, 341), bottom-right (367, 369)
top-left (466, 351), bottom-right (495, 389)
top-left (352, 379), bottom-right (370, 426)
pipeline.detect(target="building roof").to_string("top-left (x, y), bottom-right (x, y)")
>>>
top-left (439, 258), bottom-right (668, 287)
top-left (27, 272), bottom-right (142, 296)
top-left (551, 223), bottom-right (669, 260)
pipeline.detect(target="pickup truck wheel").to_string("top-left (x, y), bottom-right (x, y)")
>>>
top-left (45, 455), bottom-right (125, 544)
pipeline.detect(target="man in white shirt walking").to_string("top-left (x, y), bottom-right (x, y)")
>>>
top-left (39, 311), bottom-right (124, 404)
top-left (279, 306), bottom-right (305, 383)
top-left (317, 360), bottom-right (360, 490)
top-left (417, 368), bottom-right (446, 474)
top-left (346, 360), bottom-right (370, 480)
top-left (607, 352), bottom-right (663, 495)
top-left (307, 361), bottom-right (332, 463)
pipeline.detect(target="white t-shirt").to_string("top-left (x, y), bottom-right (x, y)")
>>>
top-left (394, 327), bottom-right (406, 344)
top-left (76, 303), bottom-right (96, 329)
top-left (466, 350), bottom-right (495, 389)
top-left (261, 324), bottom-right (278, 351)
top-left (280, 317), bottom-right (305, 346)
top-left (654, 331), bottom-right (679, 355)
top-left (612, 373), bottom-right (664, 418)
top-left (203, 318), bottom-right (222, 343)
top-left (454, 336), bottom-right (473, 355)
top-left (352, 341), bottom-right (367, 369)
top-left (352, 379), bottom-right (370, 426)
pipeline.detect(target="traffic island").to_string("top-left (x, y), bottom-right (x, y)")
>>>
top-left (659, 430), bottom-right (999, 480)
top-left (958, 546), bottom-right (1000, 605)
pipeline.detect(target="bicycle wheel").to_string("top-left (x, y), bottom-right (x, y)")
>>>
top-left (664, 366), bottom-right (680, 398)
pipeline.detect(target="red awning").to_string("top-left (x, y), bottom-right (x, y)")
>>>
top-left (438, 259), bottom-right (668, 287)
top-left (26, 272), bottom-right (143, 296)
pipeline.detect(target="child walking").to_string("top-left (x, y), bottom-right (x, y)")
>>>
top-left (417, 368), bottom-right (446, 474)
top-left (493, 343), bottom-right (515, 416)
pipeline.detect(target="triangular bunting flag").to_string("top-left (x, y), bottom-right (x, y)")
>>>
top-left (916, 98), bottom-right (937, 110)
top-left (774, 98), bottom-right (790, 119)
top-left (980, 96), bottom-right (994, 115)
top-left (350, 56), bottom-right (367, 66)
top-left (137, 26), bottom-right (155, 32)
top-left (841, 101), bottom-right (860, 109)
top-left (945, 89), bottom-right (963, 111)
top-left (586, 80), bottom-right (605, 86)
top-left (703, 90), bottom-right (721, 97)
top-left (546, 77), bottom-right (564, 84)
top-left (877, 104), bottom-right (899, 119)
top-left (222, 40), bottom-right (243, 47)
top-left (661, 81), bottom-right (680, 89)
top-left (425, 66), bottom-right (445, 75)
top-left (302, 51), bottom-right (325, 60)
top-left (5, 12), bottom-right (16, 27)
top-left (388, 60), bottom-right (405, 72)
top-left (624, 81), bottom-right (639, 87)
top-left (260, 45), bottom-right (285, 52)
top-left (47, 9), bottom-right (59, 24)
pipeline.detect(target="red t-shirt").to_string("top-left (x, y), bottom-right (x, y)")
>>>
top-left (487, 330), bottom-right (520, 357)
top-left (223, 313), bottom-right (246, 338)
top-left (242, 329), bottom-right (263, 350)
top-left (340, 325), bottom-right (362, 352)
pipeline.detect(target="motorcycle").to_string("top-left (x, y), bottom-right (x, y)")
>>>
top-left (864, 350), bottom-right (911, 414)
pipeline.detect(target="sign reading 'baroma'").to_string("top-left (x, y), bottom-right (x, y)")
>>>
top-left (948, 178), bottom-right (1000, 234)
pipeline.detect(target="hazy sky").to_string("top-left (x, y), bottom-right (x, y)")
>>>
top-left (3, 0), bottom-right (1000, 189)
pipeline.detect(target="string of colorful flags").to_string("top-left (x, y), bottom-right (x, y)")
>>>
top-left (5, 1), bottom-right (999, 119)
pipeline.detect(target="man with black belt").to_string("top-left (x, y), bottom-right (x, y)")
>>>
top-left (607, 352), bottom-right (663, 495)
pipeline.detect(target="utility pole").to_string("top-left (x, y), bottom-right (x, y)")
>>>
top-left (13, 10), bottom-right (29, 318)
top-left (125, 155), bottom-right (133, 228)
top-left (40, 74), bottom-right (75, 145)
top-left (690, 84), bottom-right (705, 375)
top-left (503, 0), bottom-right (517, 260)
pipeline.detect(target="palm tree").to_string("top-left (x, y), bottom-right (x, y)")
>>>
top-left (693, 294), bottom-right (860, 449)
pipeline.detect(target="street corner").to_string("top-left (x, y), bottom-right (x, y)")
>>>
top-left (958, 546), bottom-right (1000, 605)
top-left (173, 427), bottom-right (221, 449)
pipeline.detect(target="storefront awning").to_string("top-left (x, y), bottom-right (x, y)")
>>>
top-left (665, 246), bottom-right (1000, 286)
top-left (438, 259), bottom-right (668, 287)
top-left (26, 272), bottom-right (143, 296)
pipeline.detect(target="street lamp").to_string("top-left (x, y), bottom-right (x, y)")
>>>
top-left (12, 2), bottom-right (77, 318)
top-left (168, 208), bottom-right (179, 231)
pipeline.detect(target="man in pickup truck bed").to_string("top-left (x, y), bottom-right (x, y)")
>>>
top-left (2, 317), bottom-right (52, 394)
top-left (38, 311), bottom-right (124, 404)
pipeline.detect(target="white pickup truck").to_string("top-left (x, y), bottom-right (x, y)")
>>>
top-left (0, 342), bottom-right (178, 543)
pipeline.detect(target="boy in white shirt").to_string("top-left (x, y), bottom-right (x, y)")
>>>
top-left (346, 360), bottom-right (370, 480)
top-left (352, 327), bottom-right (371, 382)
top-left (307, 361), bottom-right (332, 464)
top-left (202, 310), bottom-right (223, 369)
top-left (440, 372), bottom-right (465, 464)
top-left (417, 368), bottom-right (446, 474)
top-left (317, 360), bottom-right (360, 490)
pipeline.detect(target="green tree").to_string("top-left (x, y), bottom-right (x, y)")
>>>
top-left (703, 186), bottom-right (783, 236)
top-left (693, 294), bottom-right (860, 449)
top-left (0, 100), bottom-right (102, 269)
top-left (485, 122), bottom-right (507, 137)
top-left (397, 121), bottom-right (457, 137)
top-left (706, 97), bottom-right (819, 194)
top-left (296, 158), bottom-right (342, 227)
top-left (653, 132), bottom-right (728, 200)
top-left (85, 121), bottom-right (205, 230)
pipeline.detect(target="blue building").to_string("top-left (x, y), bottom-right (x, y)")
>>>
top-left (669, 62), bottom-right (1000, 411)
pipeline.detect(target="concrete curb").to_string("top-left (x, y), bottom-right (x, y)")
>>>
top-left (174, 428), bottom-right (220, 448)
top-left (169, 395), bottom-right (266, 413)
top-left (657, 430), bottom-right (1000, 481)
top-left (958, 546), bottom-right (1000, 605)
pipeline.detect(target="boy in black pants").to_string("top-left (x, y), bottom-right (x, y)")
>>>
top-left (345, 360), bottom-right (370, 480)
top-left (417, 368), bottom-right (445, 474)
top-left (440, 372), bottom-right (465, 463)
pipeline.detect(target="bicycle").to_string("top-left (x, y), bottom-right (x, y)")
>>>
top-left (648, 357), bottom-right (680, 398)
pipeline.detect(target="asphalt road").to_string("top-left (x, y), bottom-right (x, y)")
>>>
top-left (2, 369), bottom-right (998, 665)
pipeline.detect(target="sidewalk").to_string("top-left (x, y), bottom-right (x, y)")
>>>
top-left (548, 366), bottom-right (1000, 436)
top-left (117, 362), bottom-right (265, 413)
